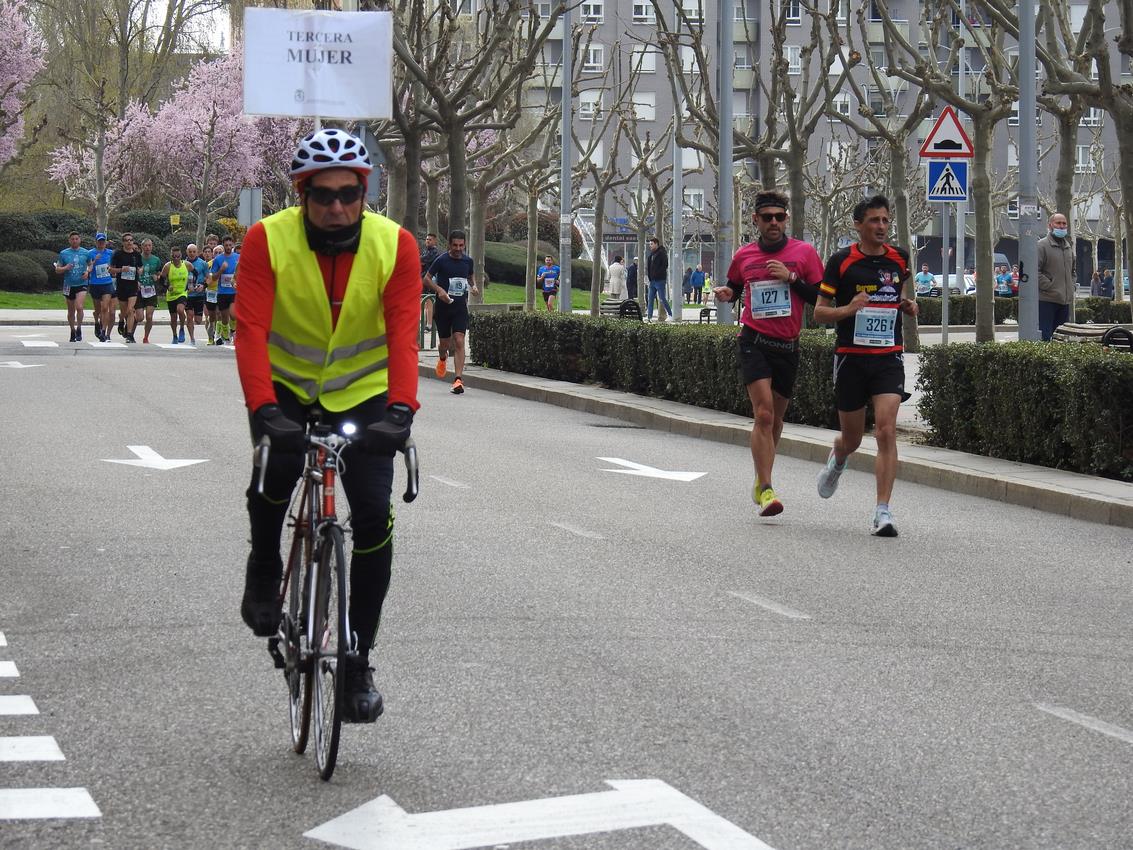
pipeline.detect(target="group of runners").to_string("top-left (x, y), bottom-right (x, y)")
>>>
top-left (713, 190), bottom-right (918, 537)
top-left (54, 231), bottom-right (241, 345)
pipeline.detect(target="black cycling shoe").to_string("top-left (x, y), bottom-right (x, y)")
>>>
top-left (240, 554), bottom-right (282, 637)
top-left (343, 657), bottom-right (384, 723)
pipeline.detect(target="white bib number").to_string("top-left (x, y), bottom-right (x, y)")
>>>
top-left (447, 276), bottom-right (469, 297)
top-left (120, 267), bottom-right (136, 281)
top-left (749, 279), bottom-right (791, 319)
top-left (206, 290), bottom-right (218, 304)
top-left (95, 263), bottom-right (109, 279)
top-left (853, 307), bottom-right (897, 346)
top-left (220, 273), bottom-right (235, 290)
top-left (140, 284), bottom-right (156, 298)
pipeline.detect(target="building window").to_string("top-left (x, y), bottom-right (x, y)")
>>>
top-left (681, 45), bottom-right (700, 74)
top-left (734, 44), bottom-right (752, 70)
top-left (535, 0), bottom-right (552, 18)
top-left (1081, 106), bottom-right (1103, 126)
top-left (684, 189), bottom-right (705, 212)
top-left (682, 0), bottom-right (703, 24)
top-left (580, 0), bottom-right (603, 23)
top-left (578, 89), bottom-right (601, 119)
top-left (868, 0), bottom-right (883, 21)
top-left (780, 0), bottom-right (800, 22)
top-left (633, 92), bottom-right (656, 121)
top-left (1076, 144), bottom-right (1096, 173)
top-left (539, 41), bottom-right (563, 65)
top-left (682, 147), bottom-right (703, 169)
top-left (1007, 198), bottom-right (1019, 219)
top-left (869, 88), bottom-right (886, 117)
top-left (631, 0), bottom-right (654, 22)
top-left (786, 45), bottom-right (802, 75)
top-left (630, 45), bottom-right (656, 74)
top-left (733, 89), bottom-right (750, 117)
top-left (1008, 101), bottom-right (1041, 126)
top-left (735, 0), bottom-right (757, 21)
top-left (583, 44), bottom-right (604, 72)
top-left (834, 0), bottom-right (849, 20)
top-left (831, 93), bottom-right (851, 116)
top-left (869, 43), bottom-right (887, 72)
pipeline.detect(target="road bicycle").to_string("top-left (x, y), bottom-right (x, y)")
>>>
top-left (257, 415), bottom-right (418, 781)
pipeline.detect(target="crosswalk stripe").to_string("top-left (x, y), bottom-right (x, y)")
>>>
top-left (154, 343), bottom-right (198, 350)
top-left (20, 341), bottom-right (57, 348)
top-left (0, 696), bottom-right (38, 715)
top-left (0, 736), bottom-right (65, 761)
top-left (0, 661), bottom-right (17, 677)
top-left (0, 788), bottom-right (101, 820)
top-left (88, 341), bottom-right (127, 349)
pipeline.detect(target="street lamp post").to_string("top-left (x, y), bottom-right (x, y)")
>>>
top-left (558, 2), bottom-right (573, 314)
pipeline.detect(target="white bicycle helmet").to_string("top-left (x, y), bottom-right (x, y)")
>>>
top-left (290, 128), bottom-right (373, 178)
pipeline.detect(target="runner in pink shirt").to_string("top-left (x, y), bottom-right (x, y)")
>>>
top-left (713, 190), bottom-right (824, 517)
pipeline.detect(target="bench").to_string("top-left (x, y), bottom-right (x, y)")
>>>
top-left (698, 307), bottom-right (716, 324)
top-left (599, 299), bottom-right (644, 321)
top-left (1052, 323), bottom-right (1133, 352)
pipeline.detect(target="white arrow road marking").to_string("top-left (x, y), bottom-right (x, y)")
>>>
top-left (0, 361), bottom-right (43, 369)
top-left (1035, 703), bottom-right (1133, 745)
top-left (0, 788), bottom-right (101, 820)
top-left (304, 778), bottom-right (776, 850)
top-left (0, 736), bottom-right (65, 761)
top-left (597, 457), bottom-right (706, 482)
top-left (429, 475), bottom-right (469, 489)
top-left (19, 340), bottom-right (57, 348)
top-left (548, 521), bottom-right (605, 540)
top-left (0, 696), bottom-right (38, 715)
top-left (0, 661), bottom-right (17, 677)
top-left (727, 591), bottom-right (812, 621)
top-left (102, 445), bottom-right (208, 471)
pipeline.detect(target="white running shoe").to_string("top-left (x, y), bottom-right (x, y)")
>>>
top-left (871, 506), bottom-right (898, 537)
top-left (817, 449), bottom-right (846, 499)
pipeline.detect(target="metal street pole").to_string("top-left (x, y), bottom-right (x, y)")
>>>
top-left (715, 0), bottom-right (734, 324)
top-left (941, 203), bottom-right (950, 344)
top-left (558, 3), bottom-right (573, 314)
top-left (671, 99), bottom-right (684, 323)
top-left (955, 0), bottom-right (967, 288)
top-left (1017, 0), bottom-right (1040, 339)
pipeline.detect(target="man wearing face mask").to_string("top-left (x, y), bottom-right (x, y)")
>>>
top-left (234, 128), bottom-right (421, 723)
top-left (1036, 212), bottom-right (1076, 341)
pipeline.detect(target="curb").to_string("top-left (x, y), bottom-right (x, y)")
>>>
top-left (418, 362), bottom-right (1133, 530)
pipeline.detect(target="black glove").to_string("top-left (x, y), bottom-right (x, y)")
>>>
top-left (364, 403), bottom-right (414, 455)
top-left (253, 404), bottom-right (305, 453)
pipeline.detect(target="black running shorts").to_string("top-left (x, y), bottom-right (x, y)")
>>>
top-left (434, 297), bottom-right (469, 337)
top-left (64, 286), bottom-right (88, 301)
top-left (833, 352), bottom-right (907, 412)
top-left (737, 327), bottom-right (800, 399)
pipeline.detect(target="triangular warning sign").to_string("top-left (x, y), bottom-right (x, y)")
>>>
top-left (929, 164), bottom-right (966, 198)
top-left (920, 106), bottom-right (974, 158)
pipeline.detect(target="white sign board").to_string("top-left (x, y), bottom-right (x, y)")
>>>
top-left (243, 8), bottom-right (392, 119)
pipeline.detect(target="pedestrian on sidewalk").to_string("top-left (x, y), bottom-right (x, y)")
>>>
top-left (1036, 212), bottom-right (1075, 341)
top-left (645, 237), bottom-right (671, 321)
top-left (626, 260), bottom-right (638, 301)
top-left (607, 255), bottom-right (626, 300)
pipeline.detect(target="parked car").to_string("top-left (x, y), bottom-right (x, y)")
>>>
top-left (928, 274), bottom-right (962, 298)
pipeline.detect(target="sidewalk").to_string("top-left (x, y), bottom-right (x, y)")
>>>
top-left (417, 350), bottom-right (1133, 530)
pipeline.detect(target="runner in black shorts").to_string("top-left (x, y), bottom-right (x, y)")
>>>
top-left (714, 189), bottom-right (824, 517)
top-left (424, 230), bottom-right (479, 394)
top-left (110, 233), bottom-right (143, 342)
top-left (813, 194), bottom-right (918, 537)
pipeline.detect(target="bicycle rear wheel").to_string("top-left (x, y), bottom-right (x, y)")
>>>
top-left (312, 524), bottom-right (348, 780)
top-left (284, 482), bottom-right (313, 754)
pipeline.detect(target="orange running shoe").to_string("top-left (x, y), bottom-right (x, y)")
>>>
top-left (451, 377), bottom-right (464, 394)
top-left (435, 357), bottom-right (447, 378)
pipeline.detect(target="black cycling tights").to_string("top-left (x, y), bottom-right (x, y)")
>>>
top-left (246, 383), bottom-right (395, 656)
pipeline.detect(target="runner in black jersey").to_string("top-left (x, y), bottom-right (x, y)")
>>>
top-left (813, 195), bottom-right (918, 537)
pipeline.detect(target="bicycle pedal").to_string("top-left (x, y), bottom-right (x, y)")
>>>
top-left (266, 637), bottom-right (286, 670)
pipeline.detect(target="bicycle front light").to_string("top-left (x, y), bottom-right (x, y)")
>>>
top-left (340, 422), bottom-right (357, 437)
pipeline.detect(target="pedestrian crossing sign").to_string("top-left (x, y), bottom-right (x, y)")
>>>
top-left (926, 160), bottom-right (969, 202)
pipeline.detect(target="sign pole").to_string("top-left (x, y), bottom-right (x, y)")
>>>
top-left (941, 203), bottom-right (950, 345)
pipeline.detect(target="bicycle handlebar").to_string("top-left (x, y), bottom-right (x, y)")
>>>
top-left (254, 431), bottom-right (420, 503)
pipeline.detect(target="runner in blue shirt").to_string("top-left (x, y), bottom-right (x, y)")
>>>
top-left (537, 255), bottom-right (561, 311)
top-left (208, 235), bottom-right (239, 344)
top-left (184, 244), bottom-right (209, 344)
top-left (913, 263), bottom-right (935, 297)
top-left (87, 233), bottom-right (117, 342)
top-left (54, 231), bottom-right (90, 342)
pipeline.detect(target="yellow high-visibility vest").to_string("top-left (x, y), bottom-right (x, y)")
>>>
top-left (261, 206), bottom-right (400, 411)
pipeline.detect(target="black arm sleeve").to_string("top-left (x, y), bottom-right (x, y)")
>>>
top-left (789, 276), bottom-right (820, 306)
top-left (725, 282), bottom-right (743, 303)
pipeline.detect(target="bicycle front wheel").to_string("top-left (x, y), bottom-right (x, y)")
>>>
top-left (312, 524), bottom-right (348, 781)
top-left (285, 484), bottom-right (313, 754)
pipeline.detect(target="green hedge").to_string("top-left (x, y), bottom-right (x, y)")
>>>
top-left (0, 252), bottom-right (49, 292)
top-left (0, 215), bottom-right (48, 253)
top-left (918, 342), bottom-right (1133, 481)
top-left (915, 296), bottom-right (1016, 325)
top-left (15, 250), bottom-right (60, 284)
top-left (483, 241), bottom-right (592, 291)
top-left (31, 210), bottom-right (96, 236)
top-left (469, 311), bottom-right (845, 429)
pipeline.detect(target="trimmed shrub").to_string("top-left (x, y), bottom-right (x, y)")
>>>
top-left (918, 341), bottom-right (1133, 481)
top-left (113, 209), bottom-right (178, 236)
top-left (31, 210), bottom-right (96, 236)
top-left (0, 214), bottom-right (48, 253)
top-left (1075, 306), bottom-right (1096, 323)
top-left (499, 211), bottom-right (584, 257)
top-left (1078, 296), bottom-right (1132, 325)
top-left (915, 295), bottom-right (1015, 325)
top-left (0, 252), bottom-right (50, 292)
top-left (14, 249), bottom-right (61, 284)
top-left (469, 312), bottom-right (843, 428)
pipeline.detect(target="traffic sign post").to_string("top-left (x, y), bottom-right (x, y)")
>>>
top-left (926, 161), bottom-right (969, 202)
top-left (919, 106), bottom-right (974, 159)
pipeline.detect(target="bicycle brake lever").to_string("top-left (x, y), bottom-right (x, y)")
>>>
top-left (254, 436), bottom-right (271, 496)
top-left (402, 438), bottom-right (419, 503)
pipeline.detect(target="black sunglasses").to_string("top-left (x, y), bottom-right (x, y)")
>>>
top-left (306, 184), bottom-right (365, 206)
top-left (758, 212), bottom-right (787, 223)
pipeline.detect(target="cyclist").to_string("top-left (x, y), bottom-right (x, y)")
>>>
top-left (814, 194), bottom-right (917, 537)
top-left (234, 128), bottom-right (421, 724)
top-left (712, 190), bottom-right (823, 517)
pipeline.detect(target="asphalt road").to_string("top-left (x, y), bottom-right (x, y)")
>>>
top-left (1, 326), bottom-right (1131, 850)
